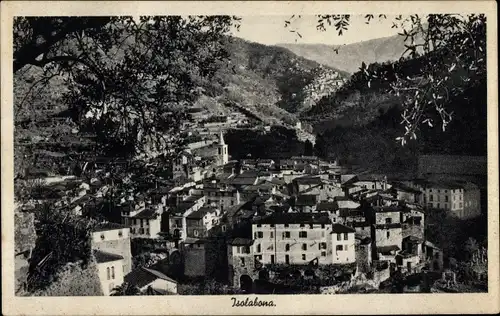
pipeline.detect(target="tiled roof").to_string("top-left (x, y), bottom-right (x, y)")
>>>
top-left (125, 266), bottom-right (177, 289)
top-left (295, 195), bottom-right (317, 206)
top-left (254, 212), bottom-right (331, 225)
top-left (230, 238), bottom-right (254, 246)
top-left (330, 223), bottom-right (356, 234)
top-left (187, 206), bottom-right (216, 220)
top-left (294, 176), bottom-right (323, 185)
top-left (93, 250), bottom-right (124, 263)
top-left (131, 208), bottom-right (158, 219)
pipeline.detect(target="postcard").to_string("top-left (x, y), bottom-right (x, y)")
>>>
top-left (1, 1), bottom-right (498, 315)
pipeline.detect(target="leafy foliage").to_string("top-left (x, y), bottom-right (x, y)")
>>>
top-left (288, 14), bottom-right (487, 143)
top-left (27, 203), bottom-right (99, 292)
top-left (14, 16), bottom-right (239, 157)
top-left (31, 260), bottom-right (103, 296)
top-left (110, 282), bottom-right (141, 296)
top-left (225, 126), bottom-right (306, 160)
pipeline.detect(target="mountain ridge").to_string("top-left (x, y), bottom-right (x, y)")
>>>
top-left (278, 33), bottom-right (409, 74)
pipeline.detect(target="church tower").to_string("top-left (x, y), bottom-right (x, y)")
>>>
top-left (215, 130), bottom-right (229, 166)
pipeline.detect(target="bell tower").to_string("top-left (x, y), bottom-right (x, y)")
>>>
top-left (215, 130), bottom-right (229, 166)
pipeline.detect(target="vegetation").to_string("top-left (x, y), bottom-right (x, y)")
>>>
top-left (26, 203), bottom-right (98, 292)
top-left (31, 260), bottom-right (103, 296)
top-left (287, 14), bottom-right (486, 145)
top-left (225, 126), bottom-right (306, 160)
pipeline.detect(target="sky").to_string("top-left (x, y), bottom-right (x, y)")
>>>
top-left (232, 15), bottom-right (400, 46)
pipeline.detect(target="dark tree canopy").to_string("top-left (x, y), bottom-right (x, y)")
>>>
top-left (286, 14), bottom-right (487, 143)
top-left (14, 16), bottom-right (241, 157)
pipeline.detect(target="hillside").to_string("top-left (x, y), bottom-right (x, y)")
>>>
top-left (196, 37), bottom-right (348, 122)
top-left (278, 34), bottom-right (409, 74)
top-left (309, 50), bottom-right (487, 175)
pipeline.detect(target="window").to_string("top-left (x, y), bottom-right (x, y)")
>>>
top-left (300, 224), bottom-right (305, 228)
top-left (321, 251), bottom-right (327, 257)
top-left (270, 231), bottom-right (274, 238)
top-left (437, 203), bottom-right (440, 209)
top-left (385, 218), bottom-right (392, 224)
top-left (283, 231), bottom-right (291, 239)
top-left (244, 246), bottom-right (250, 254)
top-left (236, 246), bottom-right (241, 254)
top-left (106, 267), bottom-right (110, 280)
top-left (321, 224), bottom-right (325, 229)
top-left (240, 258), bottom-right (245, 267)
top-left (146, 228), bottom-right (150, 235)
top-left (302, 254), bottom-right (307, 261)
top-left (257, 232), bottom-right (263, 238)
top-left (430, 195), bottom-right (434, 202)
top-left (343, 232), bottom-right (348, 240)
top-left (299, 231), bottom-right (307, 238)
top-left (285, 254), bottom-right (290, 264)
top-left (309, 224), bottom-right (314, 229)
top-left (256, 244), bottom-right (261, 253)
top-left (319, 242), bottom-right (327, 250)
top-left (386, 231), bottom-right (390, 238)
top-left (437, 190), bottom-right (440, 193)
top-left (284, 224), bottom-right (289, 228)
top-left (285, 244), bottom-right (290, 252)
top-left (118, 230), bottom-right (123, 238)
top-left (231, 200), bottom-right (234, 206)
top-left (111, 266), bottom-right (115, 279)
top-left (100, 234), bottom-right (105, 240)
top-left (336, 245), bottom-right (343, 251)
top-left (337, 233), bottom-right (341, 241)
top-left (302, 243), bottom-right (307, 251)
top-left (257, 224), bottom-right (262, 228)
top-left (459, 202), bottom-right (463, 208)
top-left (271, 255), bottom-right (275, 264)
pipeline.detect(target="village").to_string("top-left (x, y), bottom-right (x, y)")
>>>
top-left (14, 107), bottom-right (487, 295)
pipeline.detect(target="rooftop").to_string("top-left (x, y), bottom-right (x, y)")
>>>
top-left (331, 223), bottom-right (356, 234)
top-left (316, 202), bottom-right (337, 211)
top-left (230, 238), bottom-right (254, 246)
top-left (124, 266), bottom-right (177, 289)
top-left (294, 176), bottom-right (323, 185)
top-left (254, 212), bottom-right (331, 225)
top-left (295, 195), bottom-right (318, 206)
top-left (93, 250), bottom-right (124, 263)
top-left (131, 208), bottom-right (158, 219)
top-left (186, 206), bottom-right (217, 220)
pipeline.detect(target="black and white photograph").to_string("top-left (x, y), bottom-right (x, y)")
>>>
top-left (2, 1), bottom-right (498, 315)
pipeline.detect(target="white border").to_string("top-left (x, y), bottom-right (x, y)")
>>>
top-left (1, 1), bottom-right (498, 315)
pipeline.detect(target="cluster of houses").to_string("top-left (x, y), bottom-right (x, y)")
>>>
top-left (19, 130), bottom-right (483, 295)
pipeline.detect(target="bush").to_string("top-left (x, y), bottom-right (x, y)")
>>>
top-left (32, 260), bottom-right (103, 296)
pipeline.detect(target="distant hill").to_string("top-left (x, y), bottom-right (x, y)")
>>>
top-left (278, 34), bottom-right (409, 74)
top-left (196, 36), bottom-right (349, 122)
